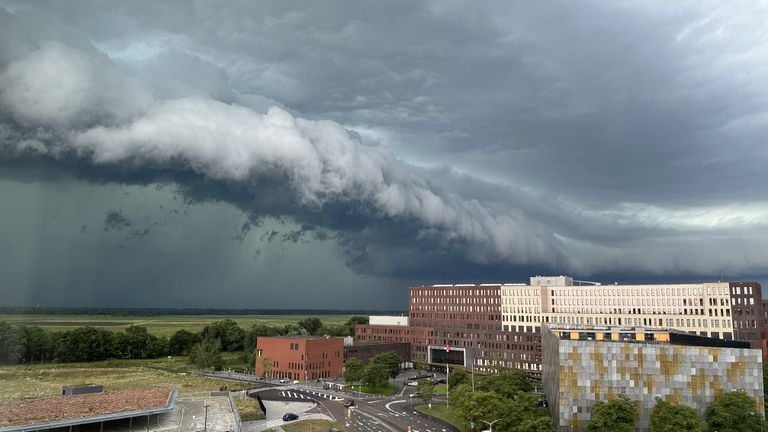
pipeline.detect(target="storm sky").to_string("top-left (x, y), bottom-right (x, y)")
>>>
top-left (1, 1), bottom-right (767, 309)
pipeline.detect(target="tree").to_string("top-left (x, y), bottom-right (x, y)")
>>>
top-left (20, 325), bottom-right (50, 363)
top-left (587, 395), bottom-right (636, 432)
top-left (513, 416), bottom-right (555, 432)
top-left (496, 391), bottom-right (553, 432)
top-left (297, 318), bottom-right (323, 335)
top-left (448, 368), bottom-right (470, 388)
top-left (449, 384), bottom-right (505, 430)
top-left (706, 391), bottom-right (763, 432)
top-left (201, 319), bottom-right (245, 352)
top-left (0, 322), bottom-right (25, 364)
top-left (371, 351), bottom-right (403, 378)
top-left (56, 327), bottom-right (112, 362)
top-left (418, 379), bottom-right (435, 404)
top-left (189, 338), bottom-right (223, 370)
top-left (169, 329), bottom-right (201, 355)
top-left (477, 369), bottom-right (532, 397)
top-left (363, 362), bottom-right (389, 389)
top-left (259, 355), bottom-right (273, 378)
top-left (344, 316), bottom-right (369, 336)
top-left (649, 397), bottom-right (705, 432)
top-left (344, 357), bottom-right (365, 383)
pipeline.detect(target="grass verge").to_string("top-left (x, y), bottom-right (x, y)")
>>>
top-left (234, 395), bottom-right (265, 421)
top-left (281, 419), bottom-right (345, 432)
top-left (416, 404), bottom-right (470, 432)
top-left (433, 384), bottom-right (448, 395)
top-left (348, 383), bottom-right (397, 395)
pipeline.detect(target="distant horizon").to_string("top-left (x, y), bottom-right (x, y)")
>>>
top-left (0, 306), bottom-right (407, 315)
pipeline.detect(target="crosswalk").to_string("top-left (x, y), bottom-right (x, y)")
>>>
top-left (278, 389), bottom-right (344, 401)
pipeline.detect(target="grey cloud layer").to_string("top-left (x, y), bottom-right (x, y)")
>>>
top-left (0, 2), bottom-right (767, 282)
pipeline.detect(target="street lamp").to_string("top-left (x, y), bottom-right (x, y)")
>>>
top-left (203, 400), bottom-right (210, 432)
top-left (480, 419), bottom-right (501, 432)
top-left (177, 405), bottom-right (185, 432)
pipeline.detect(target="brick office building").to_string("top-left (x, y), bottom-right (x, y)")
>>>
top-left (357, 276), bottom-right (765, 378)
top-left (255, 336), bottom-right (344, 381)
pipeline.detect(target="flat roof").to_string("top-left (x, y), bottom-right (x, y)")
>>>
top-left (0, 387), bottom-right (175, 432)
top-left (261, 335), bottom-right (345, 340)
top-left (546, 325), bottom-right (751, 349)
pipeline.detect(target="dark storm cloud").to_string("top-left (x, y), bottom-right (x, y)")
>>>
top-left (0, 1), bottom-right (767, 285)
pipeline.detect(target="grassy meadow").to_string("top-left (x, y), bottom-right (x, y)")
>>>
top-left (0, 314), bottom-right (358, 336)
top-left (0, 356), bottom-right (255, 402)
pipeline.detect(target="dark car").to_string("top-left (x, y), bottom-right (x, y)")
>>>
top-left (282, 413), bottom-right (299, 421)
top-left (344, 399), bottom-right (355, 407)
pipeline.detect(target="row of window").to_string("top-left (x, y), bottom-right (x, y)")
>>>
top-left (414, 288), bottom-right (498, 297)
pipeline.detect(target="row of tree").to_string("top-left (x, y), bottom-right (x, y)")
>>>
top-left (343, 352), bottom-right (403, 389)
top-left (588, 391), bottom-right (764, 432)
top-left (0, 316), bottom-right (368, 365)
top-left (0, 322), bottom-right (169, 363)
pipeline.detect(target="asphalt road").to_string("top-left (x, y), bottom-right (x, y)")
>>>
top-left (223, 370), bottom-right (458, 432)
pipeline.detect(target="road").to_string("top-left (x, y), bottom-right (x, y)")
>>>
top-left (278, 386), bottom-right (457, 432)
top-left (217, 370), bottom-right (458, 432)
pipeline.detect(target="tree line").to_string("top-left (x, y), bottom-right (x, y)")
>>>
top-left (587, 391), bottom-right (764, 432)
top-left (0, 316), bottom-right (368, 366)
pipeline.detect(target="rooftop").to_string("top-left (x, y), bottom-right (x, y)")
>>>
top-left (0, 387), bottom-right (174, 430)
top-left (546, 325), bottom-right (750, 349)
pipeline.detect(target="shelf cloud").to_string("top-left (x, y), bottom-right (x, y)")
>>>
top-left (1, 2), bottom-right (767, 307)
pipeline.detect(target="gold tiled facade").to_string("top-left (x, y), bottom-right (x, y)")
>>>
top-left (542, 326), bottom-right (764, 432)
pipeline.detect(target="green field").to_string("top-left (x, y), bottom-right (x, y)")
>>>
top-left (0, 356), bottom-right (255, 403)
top-left (0, 314), bottom-right (358, 336)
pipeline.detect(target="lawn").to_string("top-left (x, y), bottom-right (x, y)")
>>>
top-left (281, 419), bottom-right (345, 432)
top-left (433, 384), bottom-right (448, 395)
top-left (0, 314), bottom-right (358, 336)
top-left (0, 358), bottom-right (255, 403)
top-left (416, 404), bottom-right (470, 432)
top-left (347, 383), bottom-right (397, 395)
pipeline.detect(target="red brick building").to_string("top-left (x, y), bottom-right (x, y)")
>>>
top-left (255, 336), bottom-right (344, 381)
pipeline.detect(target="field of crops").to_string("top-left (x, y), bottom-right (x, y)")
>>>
top-left (0, 314), bottom-right (358, 336)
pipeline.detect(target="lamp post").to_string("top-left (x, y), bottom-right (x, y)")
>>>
top-left (480, 419), bottom-right (501, 432)
top-left (177, 405), bottom-right (185, 432)
top-left (203, 400), bottom-right (210, 432)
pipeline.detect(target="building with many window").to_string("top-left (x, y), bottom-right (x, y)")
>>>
top-left (255, 336), bottom-right (344, 381)
top-left (356, 276), bottom-right (764, 377)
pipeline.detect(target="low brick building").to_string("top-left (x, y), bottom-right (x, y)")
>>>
top-left (255, 336), bottom-right (344, 381)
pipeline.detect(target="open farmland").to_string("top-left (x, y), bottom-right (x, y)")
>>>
top-left (0, 358), bottom-right (255, 403)
top-left (0, 314), bottom-right (358, 336)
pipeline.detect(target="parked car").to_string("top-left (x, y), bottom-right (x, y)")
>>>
top-left (279, 378), bottom-right (290, 383)
top-left (409, 392), bottom-right (421, 398)
top-left (283, 413), bottom-right (299, 421)
top-left (344, 399), bottom-right (356, 407)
